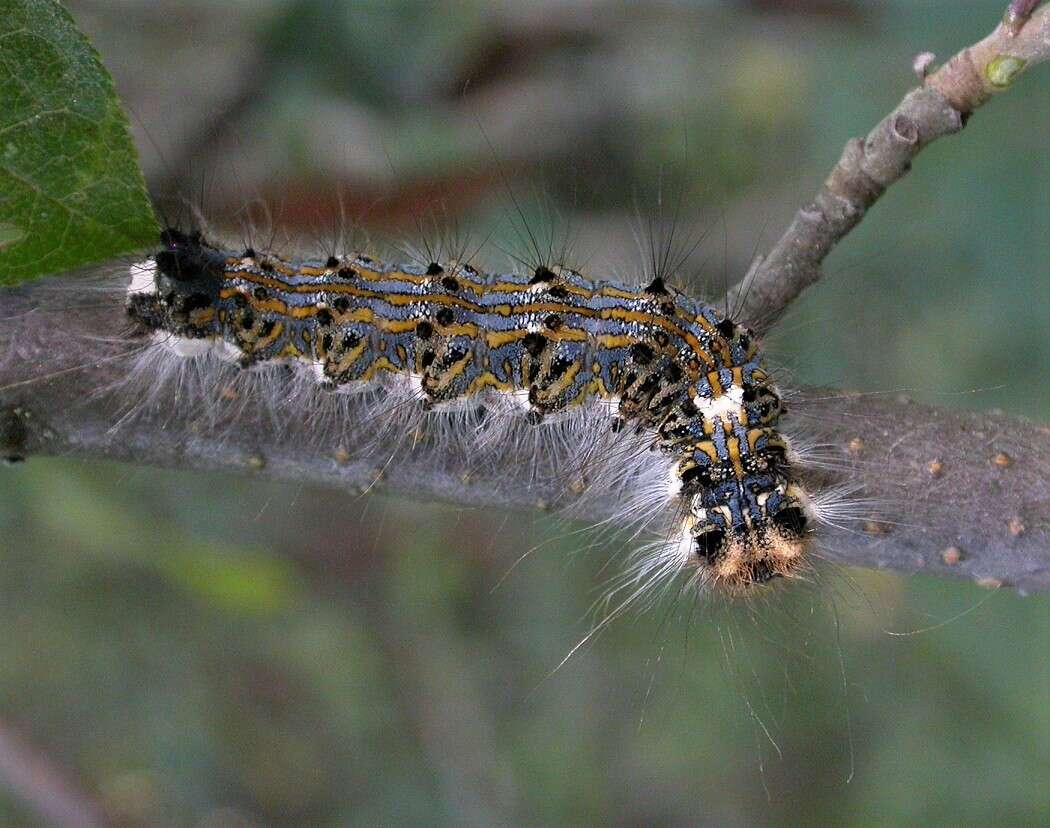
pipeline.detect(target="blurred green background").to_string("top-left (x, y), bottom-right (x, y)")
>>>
top-left (1, 1), bottom-right (1048, 825)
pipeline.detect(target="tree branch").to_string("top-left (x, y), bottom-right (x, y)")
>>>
top-left (1, 281), bottom-right (1048, 593)
top-left (727, 1), bottom-right (1050, 333)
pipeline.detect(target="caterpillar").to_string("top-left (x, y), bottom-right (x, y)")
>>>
top-left (124, 225), bottom-right (816, 594)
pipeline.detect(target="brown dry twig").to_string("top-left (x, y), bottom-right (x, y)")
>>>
top-left (727, 1), bottom-right (1050, 332)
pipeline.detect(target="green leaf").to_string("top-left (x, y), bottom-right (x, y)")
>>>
top-left (0, 0), bottom-right (157, 285)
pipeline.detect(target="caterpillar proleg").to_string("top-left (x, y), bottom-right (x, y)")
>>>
top-left (124, 225), bottom-right (818, 594)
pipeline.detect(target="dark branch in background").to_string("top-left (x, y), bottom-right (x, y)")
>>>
top-left (0, 718), bottom-right (108, 828)
top-left (728, 1), bottom-right (1050, 333)
top-left (1, 3), bottom-right (1049, 595)
top-left (1, 281), bottom-right (1048, 594)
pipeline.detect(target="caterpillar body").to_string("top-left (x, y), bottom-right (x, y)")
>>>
top-left (127, 227), bottom-right (815, 593)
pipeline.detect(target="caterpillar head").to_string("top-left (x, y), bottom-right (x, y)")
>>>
top-left (688, 476), bottom-right (812, 592)
top-left (126, 228), bottom-right (224, 339)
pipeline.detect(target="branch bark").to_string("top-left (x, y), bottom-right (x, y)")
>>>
top-left (1, 280), bottom-right (1048, 593)
top-left (727, 1), bottom-right (1050, 333)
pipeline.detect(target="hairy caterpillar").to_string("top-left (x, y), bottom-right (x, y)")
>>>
top-left (123, 224), bottom-right (819, 595)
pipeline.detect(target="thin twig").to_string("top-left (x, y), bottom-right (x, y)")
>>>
top-left (1005, 0), bottom-right (1043, 34)
top-left (726, 1), bottom-right (1050, 332)
top-left (1, 281), bottom-right (1047, 593)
